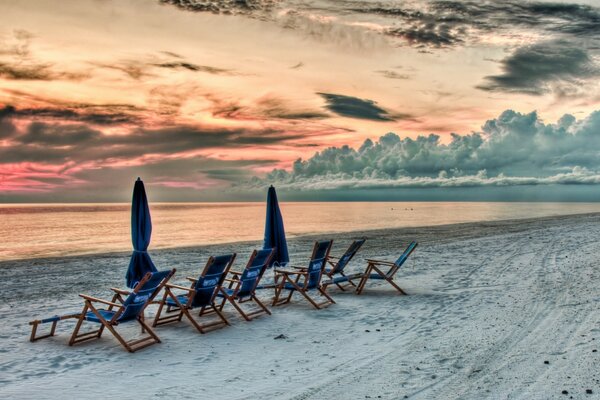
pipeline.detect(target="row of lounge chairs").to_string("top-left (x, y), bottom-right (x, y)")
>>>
top-left (28, 239), bottom-right (418, 352)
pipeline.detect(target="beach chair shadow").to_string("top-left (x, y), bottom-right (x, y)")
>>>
top-left (321, 238), bottom-right (366, 292)
top-left (272, 240), bottom-right (335, 309)
top-left (29, 269), bottom-right (176, 353)
top-left (153, 254), bottom-right (235, 333)
top-left (216, 248), bottom-right (275, 321)
top-left (356, 241), bottom-right (418, 295)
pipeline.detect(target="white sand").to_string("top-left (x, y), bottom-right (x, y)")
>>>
top-left (1, 213), bottom-right (599, 399)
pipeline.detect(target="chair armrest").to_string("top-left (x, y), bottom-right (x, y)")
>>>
top-left (228, 269), bottom-right (244, 275)
top-left (186, 277), bottom-right (198, 283)
top-left (110, 288), bottom-right (130, 295)
top-left (274, 268), bottom-right (306, 275)
top-left (167, 283), bottom-right (195, 292)
top-left (291, 265), bottom-right (308, 270)
top-left (327, 255), bottom-right (340, 260)
top-left (365, 259), bottom-right (396, 266)
top-left (223, 278), bottom-right (239, 283)
top-left (79, 294), bottom-right (121, 308)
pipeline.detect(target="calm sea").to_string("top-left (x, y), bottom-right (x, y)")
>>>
top-left (1, 202), bottom-right (599, 262)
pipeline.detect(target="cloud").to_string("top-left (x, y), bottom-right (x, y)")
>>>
top-left (478, 40), bottom-right (600, 95)
top-left (159, 0), bottom-right (278, 15)
top-left (158, 1), bottom-right (600, 50)
top-left (0, 30), bottom-right (87, 81)
top-left (206, 94), bottom-right (328, 120)
top-left (0, 104), bottom-right (303, 195)
top-left (246, 108), bottom-right (600, 190)
top-left (356, 1), bottom-right (600, 47)
top-left (1, 105), bottom-right (141, 125)
top-left (153, 61), bottom-right (232, 74)
top-left (387, 21), bottom-right (466, 48)
top-left (317, 93), bottom-right (395, 121)
top-left (376, 70), bottom-right (410, 80)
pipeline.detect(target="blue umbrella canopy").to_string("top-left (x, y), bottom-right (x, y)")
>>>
top-left (125, 177), bottom-right (158, 288)
top-left (263, 185), bottom-right (289, 268)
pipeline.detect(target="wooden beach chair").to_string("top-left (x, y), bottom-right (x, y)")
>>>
top-left (321, 238), bottom-right (366, 291)
top-left (153, 254), bottom-right (235, 333)
top-left (29, 269), bottom-right (176, 353)
top-left (356, 241), bottom-right (418, 295)
top-left (272, 240), bottom-right (335, 309)
top-left (216, 248), bottom-right (275, 321)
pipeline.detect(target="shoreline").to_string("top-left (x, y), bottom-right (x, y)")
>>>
top-left (3, 211), bottom-right (600, 267)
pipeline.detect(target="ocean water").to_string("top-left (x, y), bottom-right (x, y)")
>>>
top-left (1, 202), bottom-right (600, 262)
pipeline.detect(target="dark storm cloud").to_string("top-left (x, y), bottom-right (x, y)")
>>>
top-left (478, 40), bottom-right (600, 95)
top-left (317, 93), bottom-right (394, 121)
top-left (0, 109), bottom-right (306, 164)
top-left (158, 1), bottom-right (600, 49)
top-left (159, 0), bottom-right (278, 15)
top-left (247, 108), bottom-right (600, 190)
top-left (1, 105), bottom-right (141, 125)
top-left (351, 1), bottom-right (600, 48)
top-left (387, 22), bottom-right (466, 48)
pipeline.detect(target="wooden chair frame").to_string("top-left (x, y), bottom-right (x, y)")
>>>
top-left (153, 255), bottom-right (235, 333)
top-left (322, 238), bottom-right (366, 292)
top-left (30, 269), bottom-right (176, 353)
top-left (217, 249), bottom-right (275, 321)
top-left (356, 242), bottom-right (418, 295)
top-left (272, 241), bottom-right (335, 309)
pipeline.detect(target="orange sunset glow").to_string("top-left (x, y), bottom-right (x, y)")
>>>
top-left (1, 0), bottom-right (599, 201)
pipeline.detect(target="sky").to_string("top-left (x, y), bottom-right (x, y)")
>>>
top-left (0, 0), bottom-right (599, 202)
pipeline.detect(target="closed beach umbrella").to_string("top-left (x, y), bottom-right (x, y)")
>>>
top-left (125, 177), bottom-right (157, 288)
top-left (263, 185), bottom-right (289, 268)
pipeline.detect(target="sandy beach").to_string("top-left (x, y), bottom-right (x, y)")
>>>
top-left (1, 213), bottom-right (599, 399)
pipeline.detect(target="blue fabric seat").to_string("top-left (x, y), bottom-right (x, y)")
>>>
top-left (84, 309), bottom-right (117, 323)
top-left (367, 274), bottom-right (387, 280)
top-left (165, 294), bottom-right (190, 308)
top-left (321, 238), bottom-right (366, 291)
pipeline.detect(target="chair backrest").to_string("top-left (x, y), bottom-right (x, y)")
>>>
top-left (191, 254), bottom-right (236, 307)
top-left (388, 241), bottom-right (418, 276)
top-left (116, 269), bottom-right (175, 322)
top-left (237, 248), bottom-right (275, 297)
top-left (305, 240), bottom-right (333, 289)
top-left (331, 238), bottom-right (366, 274)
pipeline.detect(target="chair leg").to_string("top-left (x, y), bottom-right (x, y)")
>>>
top-left (138, 317), bottom-right (161, 343)
top-left (318, 287), bottom-right (336, 305)
top-left (356, 265), bottom-right (372, 294)
top-left (226, 296), bottom-right (252, 321)
top-left (212, 304), bottom-right (230, 326)
top-left (386, 278), bottom-right (407, 295)
top-left (253, 295), bottom-right (272, 316)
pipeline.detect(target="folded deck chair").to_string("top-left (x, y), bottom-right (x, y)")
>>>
top-left (356, 241), bottom-right (418, 295)
top-left (153, 254), bottom-right (236, 333)
top-left (29, 269), bottom-right (176, 353)
top-left (216, 248), bottom-right (275, 321)
top-left (321, 238), bottom-right (366, 291)
top-left (272, 240), bottom-right (335, 309)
